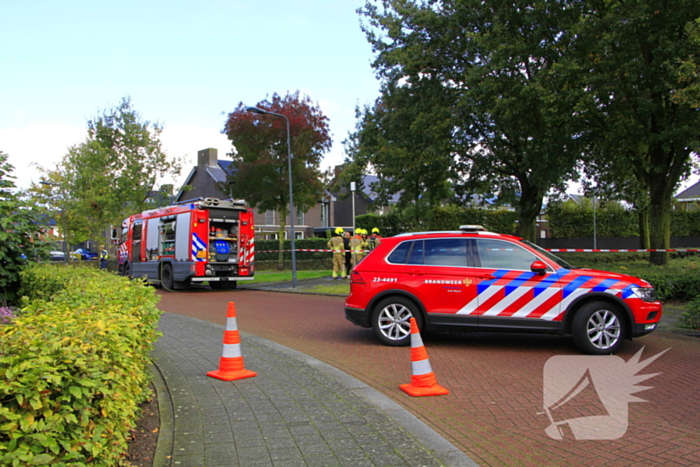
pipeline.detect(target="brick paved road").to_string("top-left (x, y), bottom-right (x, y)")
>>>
top-left (157, 289), bottom-right (700, 466)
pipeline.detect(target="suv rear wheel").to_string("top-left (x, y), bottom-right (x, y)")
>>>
top-left (572, 301), bottom-right (625, 355)
top-left (372, 296), bottom-right (422, 346)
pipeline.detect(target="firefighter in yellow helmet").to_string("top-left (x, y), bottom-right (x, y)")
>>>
top-left (350, 228), bottom-right (366, 269)
top-left (327, 227), bottom-right (346, 279)
top-left (368, 227), bottom-right (382, 250)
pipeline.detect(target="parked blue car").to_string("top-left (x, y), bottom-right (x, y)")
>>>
top-left (71, 248), bottom-right (98, 260)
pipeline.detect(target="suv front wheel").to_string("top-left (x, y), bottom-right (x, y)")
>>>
top-left (372, 296), bottom-right (422, 346)
top-left (572, 301), bottom-right (625, 355)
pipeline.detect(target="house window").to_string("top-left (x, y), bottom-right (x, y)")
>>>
top-left (296, 211), bottom-right (305, 226)
top-left (321, 202), bottom-right (329, 228)
top-left (295, 231), bottom-right (304, 240)
top-left (265, 210), bottom-right (275, 225)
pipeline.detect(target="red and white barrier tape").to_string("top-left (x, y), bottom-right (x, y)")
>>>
top-left (257, 249), bottom-right (368, 253)
top-left (256, 248), bottom-right (700, 253)
top-left (547, 249), bottom-right (700, 252)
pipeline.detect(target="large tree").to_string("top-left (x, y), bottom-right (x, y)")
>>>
top-left (41, 97), bottom-right (181, 248)
top-left (576, 0), bottom-right (700, 265)
top-left (357, 0), bottom-right (586, 240)
top-left (344, 82), bottom-right (457, 228)
top-left (222, 92), bottom-right (332, 265)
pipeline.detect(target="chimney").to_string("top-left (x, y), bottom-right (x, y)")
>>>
top-left (198, 148), bottom-right (218, 167)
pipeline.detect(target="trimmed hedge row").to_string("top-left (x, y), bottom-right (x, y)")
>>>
top-left (255, 238), bottom-right (335, 262)
top-left (0, 264), bottom-right (162, 466)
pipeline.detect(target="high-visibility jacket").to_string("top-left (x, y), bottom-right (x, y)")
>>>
top-left (100, 249), bottom-right (109, 260)
top-left (327, 236), bottom-right (344, 253)
top-left (350, 235), bottom-right (364, 253)
top-left (368, 234), bottom-right (382, 250)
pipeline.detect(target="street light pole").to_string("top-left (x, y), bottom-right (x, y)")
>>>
top-left (40, 181), bottom-right (68, 263)
top-left (246, 106), bottom-right (297, 288)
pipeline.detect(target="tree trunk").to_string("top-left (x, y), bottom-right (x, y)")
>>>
top-left (648, 183), bottom-right (673, 266)
top-left (638, 207), bottom-right (650, 249)
top-left (515, 186), bottom-right (542, 242)
top-left (277, 211), bottom-right (286, 270)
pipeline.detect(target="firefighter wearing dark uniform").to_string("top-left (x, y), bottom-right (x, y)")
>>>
top-left (368, 228), bottom-right (382, 250)
top-left (327, 227), bottom-right (346, 279)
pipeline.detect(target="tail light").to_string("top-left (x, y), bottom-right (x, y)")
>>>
top-left (350, 270), bottom-right (365, 285)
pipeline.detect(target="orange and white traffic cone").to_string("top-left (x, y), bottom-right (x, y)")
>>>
top-left (400, 318), bottom-right (449, 397)
top-left (207, 302), bottom-right (257, 381)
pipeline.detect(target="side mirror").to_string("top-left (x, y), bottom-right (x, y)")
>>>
top-left (111, 228), bottom-right (118, 240)
top-left (531, 260), bottom-right (548, 275)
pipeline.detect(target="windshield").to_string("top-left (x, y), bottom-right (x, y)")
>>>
top-left (521, 239), bottom-right (575, 270)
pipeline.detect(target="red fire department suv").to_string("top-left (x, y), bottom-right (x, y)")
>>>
top-left (344, 226), bottom-right (662, 354)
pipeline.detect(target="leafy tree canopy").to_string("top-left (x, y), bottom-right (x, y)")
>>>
top-left (355, 0), bottom-right (586, 240)
top-left (223, 91), bottom-right (332, 219)
top-left (575, 0), bottom-right (700, 264)
top-left (39, 97), bottom-right (181, 247)
top-left (0, 151), bottom-right (51, 305)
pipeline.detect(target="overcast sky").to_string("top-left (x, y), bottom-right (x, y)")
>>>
top-left (0, 0), bottom-right (379, 190)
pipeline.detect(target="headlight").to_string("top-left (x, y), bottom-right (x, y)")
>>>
top-left (631, 287), bottom-right (657, 302)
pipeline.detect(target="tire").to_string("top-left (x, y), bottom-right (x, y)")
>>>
top-left (210, 280), bottom-right (237, 290)
top-left (123, 263), bottom-right (132, 278)
top-left (572, 301), bottom-right (625, 355)
top-left (161, 264), bottom-right (175, 291)
top-left (371, 296), bottom-right (422, 346)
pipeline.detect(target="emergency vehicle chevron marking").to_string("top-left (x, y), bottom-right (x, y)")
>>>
top-left (562, 275), bottom-right (594, 298)
top-left (520, 289), bottom-right (563, 319)
top-left (482, 286), bottom-right (531, 316)
top-left (593, 278), bottom-right (620, 293)
top-left (192, 232), bottom-right (206, 261)
top-left (504, 272), bottom-right (537, 295)
top-left (497, 288), bottom-right (537, 317)
top-left (456, 270), bottom-right (633, 321)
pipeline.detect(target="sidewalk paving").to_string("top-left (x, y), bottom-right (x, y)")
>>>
top-left (152, 312), bottom-right (478, 467)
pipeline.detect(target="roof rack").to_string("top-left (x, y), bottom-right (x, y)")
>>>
top-left (174, 197), bottom-right (247, 209)
top-left (459, 225), bottom-right (487, 232)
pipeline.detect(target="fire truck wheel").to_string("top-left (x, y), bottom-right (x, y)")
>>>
top-left (161, 264), bottom-right (175, 290)
top-left (123, 263), bottom-right (132, 278)
top-left (210, 280), bottom-right (237, 290)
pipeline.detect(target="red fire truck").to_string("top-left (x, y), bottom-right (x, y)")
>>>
top-left (113, 197), bottom-right (255, 290)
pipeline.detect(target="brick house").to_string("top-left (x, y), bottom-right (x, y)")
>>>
top-left (174, 148), bottom-right (337, 239)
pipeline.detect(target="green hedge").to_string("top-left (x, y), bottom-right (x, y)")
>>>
top-left (255, 238), bottom-right (332, 262)
top-left (0, 264), bottom-right (162, 466)
top-left (355, 206), bottom-right (519, 237)
top-left (547, 201), bottom-right (700, 238)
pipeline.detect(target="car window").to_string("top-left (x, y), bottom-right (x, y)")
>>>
top-left (407, 241), bottom-right (424, 264)
top-left (424, 238), bottom-right (467, 267)
top-left (474, 238), bottom-right (538, 271)
top-left (387, 241), bottom-right (412, 264)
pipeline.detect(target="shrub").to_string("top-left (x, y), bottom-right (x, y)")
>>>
top-left (0, 152), bottom-right (52, 306)
top-left (679, 298), bottom-right (700, 330)
top-left (0, 264), bottom-right (161, 466)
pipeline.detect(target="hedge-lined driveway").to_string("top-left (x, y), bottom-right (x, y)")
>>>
top-left (157, 289), bottom-right (700, 466)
